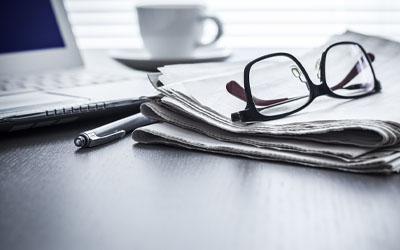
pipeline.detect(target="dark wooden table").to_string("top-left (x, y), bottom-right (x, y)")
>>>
top-left (1, 50), bottom-right (400, 250)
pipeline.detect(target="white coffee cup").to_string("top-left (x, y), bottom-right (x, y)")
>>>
top-left (136, 4), bottom-right (223, 58)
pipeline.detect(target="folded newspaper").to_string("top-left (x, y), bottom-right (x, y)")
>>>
top-left (132, 31), bottom-right (400, 173)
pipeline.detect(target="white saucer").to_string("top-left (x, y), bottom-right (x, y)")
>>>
top-left (109, 48), bottom-right (232, 72)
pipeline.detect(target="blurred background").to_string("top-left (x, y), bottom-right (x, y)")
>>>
top-left (64, 0), bottom-right (400, 50)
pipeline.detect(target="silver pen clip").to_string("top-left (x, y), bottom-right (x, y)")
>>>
top-left (74, 130), bottom-right (126, 148)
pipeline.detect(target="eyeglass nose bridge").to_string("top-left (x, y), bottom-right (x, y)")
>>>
top-left (314, 81), bottom-right (331, 97)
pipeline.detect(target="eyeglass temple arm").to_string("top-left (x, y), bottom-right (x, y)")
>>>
top-left (330, 53), bottom-right (375, 91)
top-left (226, 80), bottom-right (289, 106)
top-left (227, 78), bottom-right (370, 108)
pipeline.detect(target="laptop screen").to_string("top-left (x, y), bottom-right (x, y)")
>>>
top-left (0, 0), bottom-right (65, 54)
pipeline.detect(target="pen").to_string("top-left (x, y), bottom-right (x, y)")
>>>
top-left (74, 113), bottom-right (155, 148)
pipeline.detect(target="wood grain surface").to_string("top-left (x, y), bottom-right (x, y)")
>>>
top-left (1, 50), bottom-right (399, 250)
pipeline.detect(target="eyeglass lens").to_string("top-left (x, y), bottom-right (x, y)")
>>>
top-left (324, 44), bottom-right (375, 97)
top-left (248, 56), bottom-right (310, 116)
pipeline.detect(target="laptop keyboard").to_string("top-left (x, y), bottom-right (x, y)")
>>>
top-left (0, 69), bottom-right (133, 92)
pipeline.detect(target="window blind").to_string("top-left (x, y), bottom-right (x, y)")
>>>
top-left (64, 0), bottom-right (400, 49)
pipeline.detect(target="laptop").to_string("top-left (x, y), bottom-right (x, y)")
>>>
top-left (0, 0), bottom-right (153, 132)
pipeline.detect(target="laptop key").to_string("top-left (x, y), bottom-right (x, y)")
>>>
top-left (72, 106), bottom-right (81, 113)
top-left (80, 105), bottom-right (89, 112)
top-left (64, 107), bottom-right (73, 114)
top-left (88, 103), bottom-right (97, 111)
top-left (55, 109), bottom-right (64, 115)
top-left (46, 110), bottom-right (55, 116)
top-left (96, 102), bottom-right (105, 110)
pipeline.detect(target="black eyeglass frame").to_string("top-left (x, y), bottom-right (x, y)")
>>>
top-left (231, 41), bottom-right (382, 123)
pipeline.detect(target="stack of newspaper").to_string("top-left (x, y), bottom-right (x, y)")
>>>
top-left (132, 31), bottom-right (400, 173)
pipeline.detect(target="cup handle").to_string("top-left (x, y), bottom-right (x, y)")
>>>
top-left (197, 15), bottom-right (224, 47)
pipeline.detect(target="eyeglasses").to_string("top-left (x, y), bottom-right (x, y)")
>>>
top-left (227, 41), bottom-right (381, 123)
